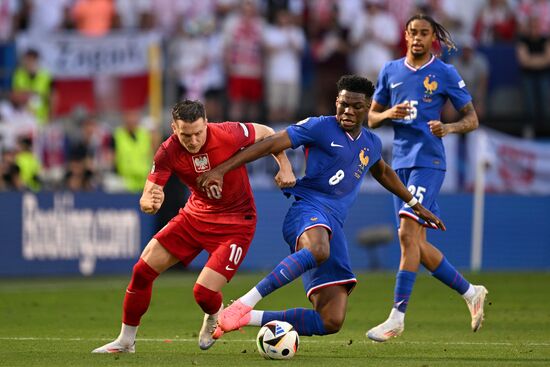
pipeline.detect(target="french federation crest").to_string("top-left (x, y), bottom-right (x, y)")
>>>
top-left (354, 147), bottom-right (370, 178)
top-left (423, 74), bottom-right (438, 102)
top-left (192, 154), bottom-right (210, 173)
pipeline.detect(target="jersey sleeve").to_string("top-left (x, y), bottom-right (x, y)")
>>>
top-left (371, 132), bottom-right (383, 165)
top-left (445, 64), bottom-right (472, 111)
top-left (222, 122), bottom-right (256, 148)
top-left (286, 116), bottom-right (323, 149)
top-left (373, 63), bottom-right (390, 106)
top-left (147, 144), bottom-right (172, 186)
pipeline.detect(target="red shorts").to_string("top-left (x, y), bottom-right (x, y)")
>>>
top-left (228, 76), bottom-right (263, 102)
top-left (154, 211), bottom-right (256, 281)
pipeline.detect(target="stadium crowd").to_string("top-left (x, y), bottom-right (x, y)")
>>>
top-left (0, 0), bottom-right (549, 192)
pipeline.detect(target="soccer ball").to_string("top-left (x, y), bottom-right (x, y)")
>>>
top-left (256, 320), bottom-right (299, 360)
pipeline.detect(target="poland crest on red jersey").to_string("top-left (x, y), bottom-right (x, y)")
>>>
top-left (192, 154), bottom-right (210, 173)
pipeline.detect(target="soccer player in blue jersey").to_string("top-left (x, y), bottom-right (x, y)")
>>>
top-left (365, 14), bottom-right (488, 342)
top-left (197, 75), bottom-right (445, 338)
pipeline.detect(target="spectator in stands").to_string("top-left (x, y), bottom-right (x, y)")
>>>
top-left (66, 113), bottom-right (113, 187)
top-left (259, 0), bottom-right (305, 25)
top-left (386, 0), bottom-right (416, 29)
top-left (222, 0), bottom-right (265, 121)
top-left (516, 15), bottom-right (550, 136)
top-left (437, 0), bottom-right (485, 42)
top-left (448, 36), bottom-right (489, 120)
top-left (64, 143), bottom-right (96, 191)
top-left (179, 1), bottom-right (219, 35)
top-left (36, 120), bottom-right (66, 189)
top-left (474, 0), bottom-right (516, 44)
top-left (517, 0), bottom-right (550, 36)
top-left (349, 0), bottom-right (400, 82)
top-left (0, 149), bottom-right (23, 191)
top-left (169, 10), bottom-right (225, 122)
top-left (71, 0), bottom-right (116, 37)
top-left (14, 136), bottom-right (41, 191)
top-left (12, 49), bottom-right (52, 125)
top-left (0, 0), bottom-right (21, 93)
top-left (147, 0), bottom-right (185, 39)
top-left (114, 0), bottom-right (153, 31)
top-left (113, 109), bottom-right (153, 193)
top-left (0, 90), bottom-right (38, 153)
top-left (24, 0), bottom-right (72, 35)
top-left (263, 8), bottom-right (306, 123)
top-left (308, 1), bottom-right (350, 116)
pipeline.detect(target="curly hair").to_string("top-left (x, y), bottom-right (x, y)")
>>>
top-left (336, 75), bottom-right (375, 97)
top-left (405, 14), bottom-right (457, 54)
top-left (171, 100), bottom-right (206, 122)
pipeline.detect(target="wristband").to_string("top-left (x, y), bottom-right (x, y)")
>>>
top-left (407, 197), bottom-right (418, 207)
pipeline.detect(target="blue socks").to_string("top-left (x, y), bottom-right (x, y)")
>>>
top-left (256, 248), bottom-right (317, 297)
top-left (262, 308), bottom-right (327, 336)
top-left (431, 257), bottom-right (471, 295)
top-left (393, 270), bottom-right (417, 313)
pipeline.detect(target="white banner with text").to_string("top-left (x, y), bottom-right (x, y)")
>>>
top-left (16, 31), bottom-right (161, 78)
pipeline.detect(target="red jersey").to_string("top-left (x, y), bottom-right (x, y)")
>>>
top-left (148, 122), bottom-right (257, 224)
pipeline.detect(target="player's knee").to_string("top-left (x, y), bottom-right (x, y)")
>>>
top-left (398, 227), bottom-right (417, 250)
top-left (308, 244), bottom-right (330, 265)
top-left (193, 283), bottom-right (222, 315)
top-left (321, 314), bottom-right (345, 334)
top-left (129, 258), bottom-right (159, 290)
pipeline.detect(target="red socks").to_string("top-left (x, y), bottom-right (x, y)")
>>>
top-left (122, 258), bottom-right (159, 326)
top-left (193, 283), bottom-right (222, 315)
top-left (122, 259), bottom-right (222, 325)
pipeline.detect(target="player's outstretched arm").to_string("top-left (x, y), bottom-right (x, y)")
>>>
top-left (139, 179), bottom-right (165, 214)
top-left (251, 124), bottom-right (296, 188)
top-left (369, 159), bottom-right (446, 230)
top-left (428, 102), bottom-right (478, 137)
top-left (197, 130), bottom-right (293, 192)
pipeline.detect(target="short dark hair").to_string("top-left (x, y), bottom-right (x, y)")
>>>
top-left (336, 75), bottom-right (375, 97)
top-left (171, 100), bottom-right (206, 122)
top-left (24, 48), bottom-right (40, 59)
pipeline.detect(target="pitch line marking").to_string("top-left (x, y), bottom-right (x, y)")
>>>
top-left (0, 337), bottom-right (548, 347)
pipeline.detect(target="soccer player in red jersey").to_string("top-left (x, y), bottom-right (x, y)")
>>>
top-left (92, 100), bottom-right (295, 353)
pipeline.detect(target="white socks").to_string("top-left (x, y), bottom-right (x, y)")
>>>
top-left (248, 310), bottom-right (264, 326)
top-left (389, 307), bottom-right (405, 323)
top-left (462, 284), bottom-right (476, 302)
top-left (118, 324), bottom-right (138, 346)
top-left (239, 287), bottom-right (263, 308)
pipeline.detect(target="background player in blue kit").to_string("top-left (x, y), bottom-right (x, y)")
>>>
top-left (366, 14), bottom-right (488, 342)
top-left (197, 75), bottom-right (445, 337)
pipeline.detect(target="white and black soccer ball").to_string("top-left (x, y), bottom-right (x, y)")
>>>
top-left (256, 320), bottom-right (299, 360)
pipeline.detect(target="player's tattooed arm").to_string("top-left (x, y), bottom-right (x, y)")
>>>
top-left (429, 102), bottom-right (478, 137)
top-left (140, 180), bottom-right (165, 214)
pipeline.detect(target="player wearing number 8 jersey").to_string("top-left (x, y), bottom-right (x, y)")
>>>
top-left (197, 75), bottom-right (445, 338)
top-left (91, 100), bottom-right (295, 354)
top-left (366, 14), bottom-right (488, 342)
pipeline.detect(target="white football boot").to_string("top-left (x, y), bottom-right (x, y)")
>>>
top-left (466, 285), bottom-right (488, 332)
top-left (198, 305), bottom-right (223, 350)
top-left (91, 339), bottom-right (135, 353)
top-left (366, 309), bottom-right (405, 342)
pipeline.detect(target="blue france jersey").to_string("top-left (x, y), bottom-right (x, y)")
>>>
top-left (373, 56), bottom-right (472, 170)
top-left (283, 115), bottom-right (382, 224)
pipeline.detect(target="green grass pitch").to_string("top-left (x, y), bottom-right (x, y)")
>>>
top-left (1, 272), bottom-right (549, 366)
